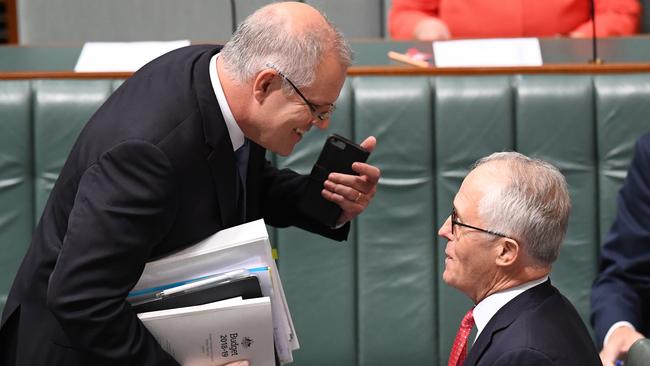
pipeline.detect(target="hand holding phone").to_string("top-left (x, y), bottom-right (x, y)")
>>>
top-left (298, 134), bottom-right (371, 227)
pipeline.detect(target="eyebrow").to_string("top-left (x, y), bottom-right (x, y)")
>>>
top-left (452, 205), bottom-right (463, 222)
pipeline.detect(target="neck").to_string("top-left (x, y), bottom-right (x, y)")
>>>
top-left (216, 57), bottom-right (252, 129)
top-left (473, 266), bottom-right (549, 304)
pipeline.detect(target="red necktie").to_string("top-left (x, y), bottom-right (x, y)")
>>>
top-left (448, 308), bottom-right (475, 366)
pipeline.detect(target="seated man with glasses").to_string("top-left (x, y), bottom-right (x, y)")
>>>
top-left (438, 152), bottom-right (600, 366)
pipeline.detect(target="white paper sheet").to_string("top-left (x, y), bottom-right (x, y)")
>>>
top-left (433, 38), bottom-right (543, 67)
top-left (74, 40), bottom-right (191, 72)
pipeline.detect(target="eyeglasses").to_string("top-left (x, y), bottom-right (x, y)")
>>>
top-left (265, 63), bottom-right (336, 121)
top-left (450, 207), bottom-right (508, 238)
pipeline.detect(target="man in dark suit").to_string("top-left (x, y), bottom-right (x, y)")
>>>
top-left (591, 133), bottom-right (650, 366)
top-left (438, 152), bottom-right (600, 366)
top-left (0, 2), bottom-right (380, 366)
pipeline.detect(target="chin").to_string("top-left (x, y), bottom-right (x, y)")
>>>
top-left (280, 144), bottom-right (295, 156)
top-left (442, 271), bottom-right (459, 288)
top-left (266, 140), bottom-right (295, 157)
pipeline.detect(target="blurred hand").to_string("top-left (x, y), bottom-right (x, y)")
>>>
top-left (321, 136), bottom-right (381, 226)
top-left (569, 30), bottom-right (587, 38)
top-left (184, 360), bottom-right (249, 366)
top-left (413, 17), bottom-right (451, 41)
top-left (599, 326), bottom-right (644, 366)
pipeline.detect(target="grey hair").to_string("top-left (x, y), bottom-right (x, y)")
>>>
top-left (473, 152), bottom-right (571, 266)
top-left (219, 3), bottom-right (352, 93)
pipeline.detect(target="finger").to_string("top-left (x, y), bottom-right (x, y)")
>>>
top-left (321, 188), bottom-right (365, 212)
top-left (328, 164), bottom-right (380, 190)
top-left (599, 352), bottom-right (614, 366)
top-left (325, 178), bottom-right (377, 205)
top-left (223, 361), bottom-right (250, 366)
top-left (236, 362), bottom-right (250, 366)
top-left (359, 136), bottom-right (377, 152)
top-left (352, 162), bottom-right (381, 184)
top-left (599, 346), bottom-right (618, 366)
top-left (323, 180), bottom-right (362, 202)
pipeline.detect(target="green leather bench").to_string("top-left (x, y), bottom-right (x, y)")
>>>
top-left (1, 74), bottom-right (649, 366)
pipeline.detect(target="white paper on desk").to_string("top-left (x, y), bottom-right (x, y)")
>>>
top-left (433, 38), bottom-right (543, 67)
top-left (74, 40), bottom-right (190, 72)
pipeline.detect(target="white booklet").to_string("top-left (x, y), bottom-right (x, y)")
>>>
top-left (138, 296), bottom-right (274, 366)
top-left (131, 219), bottom-right (298, 364)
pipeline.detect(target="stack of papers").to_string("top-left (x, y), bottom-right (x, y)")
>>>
top-left (129, 219), bottom-right (298, 365)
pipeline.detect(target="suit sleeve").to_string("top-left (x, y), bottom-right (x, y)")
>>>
top-left (492, 348), bottom-right (555, 365)
top-left (46, 140), bottom-right (180, 366)
top-left (260, 160), bottom-right (350, 241)
top-left (591, 134), bottom-right (650, 346)
top-left (571, 0), bottom-right (640, 36)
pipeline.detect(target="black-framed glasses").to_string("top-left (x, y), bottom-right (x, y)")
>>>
top-left (265, 63), bottom-right (336, 121)
top-left (450, 207), bottom-right (508, 238)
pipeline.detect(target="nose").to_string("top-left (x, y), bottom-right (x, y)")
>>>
top-left (438, 215), bottom-right (453, 240)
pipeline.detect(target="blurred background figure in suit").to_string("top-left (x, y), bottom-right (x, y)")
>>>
top-left (591, 133), bottom-right (650, 366)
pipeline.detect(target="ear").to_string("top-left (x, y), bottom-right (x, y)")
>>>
top-left (252, 69), bottom-right (278, 104)
top-left (495, 238), bottom-right (519, 267)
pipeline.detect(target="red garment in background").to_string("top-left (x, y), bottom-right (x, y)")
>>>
top-left (389, 0), bottom-right (640, 39)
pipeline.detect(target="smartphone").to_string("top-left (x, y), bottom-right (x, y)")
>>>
top-left (298, 134), bottom-right (370, 227)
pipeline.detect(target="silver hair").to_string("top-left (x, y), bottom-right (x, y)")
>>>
top-left (219, 3), bottom-right (352, 94)
top-left (473, 152), bottom-right (571, 266)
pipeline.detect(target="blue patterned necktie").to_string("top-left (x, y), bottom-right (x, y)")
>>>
top-left (234, 139), bottom-right (250, 223)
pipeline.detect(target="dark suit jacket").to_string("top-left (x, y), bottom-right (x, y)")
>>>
top-left (464, 280), bottom-right (600, 366)
top-left (591, 133), bottom-right (650, 347)
top-left (0, 45), bottom-right (349, 366)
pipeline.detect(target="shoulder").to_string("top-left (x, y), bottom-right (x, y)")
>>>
top-left (488, 347), bottom-right (555, 366)
top-left (487, 292), bottom-right (598, 362)
top-left (634, 133), bottom-right (650, 162)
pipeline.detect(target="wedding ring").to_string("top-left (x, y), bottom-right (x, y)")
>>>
top-left (354, 192), bottom-right (362, 203)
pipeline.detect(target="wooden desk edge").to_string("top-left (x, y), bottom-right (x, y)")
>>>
top-left (1, 63), bottom-right (650, 79)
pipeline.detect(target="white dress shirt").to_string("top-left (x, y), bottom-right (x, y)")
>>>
top-left (473, 276), bottom-right (550, 342)
top-left (209, 53), bottom-right (245, 152)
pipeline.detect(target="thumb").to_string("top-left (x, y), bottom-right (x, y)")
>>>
top-left (599, 347), bottom-right (617, 366)
top-left (360, 136), bottom-right (377, 153)
top-left (229, 361), bottom-right (250, 366)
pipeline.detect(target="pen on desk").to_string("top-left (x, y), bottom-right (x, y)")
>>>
top-left (387, 51), bottom-right (430, 68)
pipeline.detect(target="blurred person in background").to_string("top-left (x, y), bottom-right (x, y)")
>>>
top-left (591, 133), bottom-right (650, 366)
top-left (389, 0), bottom-right (640, 41)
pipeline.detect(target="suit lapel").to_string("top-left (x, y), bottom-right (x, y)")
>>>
top-left (192, 46), bottom-right (240, 228)
top-left (464, 280), bottom-right (555, 365)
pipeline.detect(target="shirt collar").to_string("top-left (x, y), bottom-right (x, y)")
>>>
top-left (209, 53), bottom-right (245, 151)
top-left (473, 275), bottom-right (549, 341)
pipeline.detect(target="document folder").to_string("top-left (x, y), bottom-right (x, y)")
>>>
top-left (131, 276), bottom-right (263, 314)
